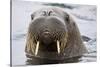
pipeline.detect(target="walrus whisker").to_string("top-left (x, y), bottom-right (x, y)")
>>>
top-left (35, 41), bottom-right (39, 56)
top-left (57, 40), bottom-right (60, 54)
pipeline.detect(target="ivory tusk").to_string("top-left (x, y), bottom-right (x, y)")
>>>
top-left (57, 40), bottom-right (60, 54)
top-left (35, 41), bottom-right (39, 56)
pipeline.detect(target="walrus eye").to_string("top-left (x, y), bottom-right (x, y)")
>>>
top-left (66, 15), bottom-right (69, 21)
top-left (73, 22), bottom-right (76, 26)
top-left (31, 15), bottom-right (34, 20)
top-left (42, 11), bottom-right (47, 16)
top-left (65, 14), bottom-right (70, 24)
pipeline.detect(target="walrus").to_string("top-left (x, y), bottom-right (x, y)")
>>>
top-left (25, 7), bottom-right (87, 64)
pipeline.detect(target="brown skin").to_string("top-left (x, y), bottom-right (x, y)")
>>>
top-left (25, 7), bottom-right (87, 60)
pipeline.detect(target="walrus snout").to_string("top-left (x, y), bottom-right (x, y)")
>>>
top-left (41, 31), bottom-right (53, 45)
top-left (27, 17), bottom-right (68, 56)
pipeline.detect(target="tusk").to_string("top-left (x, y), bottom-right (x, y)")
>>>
top-left (57, 40), bottom-right (60, 54)
top-left (35, 41), bottom-right (39, 56)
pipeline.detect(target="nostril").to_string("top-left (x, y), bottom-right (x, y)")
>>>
top-left (48, 10), bottom-right (52, 16)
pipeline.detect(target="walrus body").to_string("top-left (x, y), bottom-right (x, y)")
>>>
top-left (25, 7), bottom-right (87, 64)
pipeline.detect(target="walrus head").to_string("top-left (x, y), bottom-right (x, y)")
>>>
top-left (25, 7), bottom-right (87, 60)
